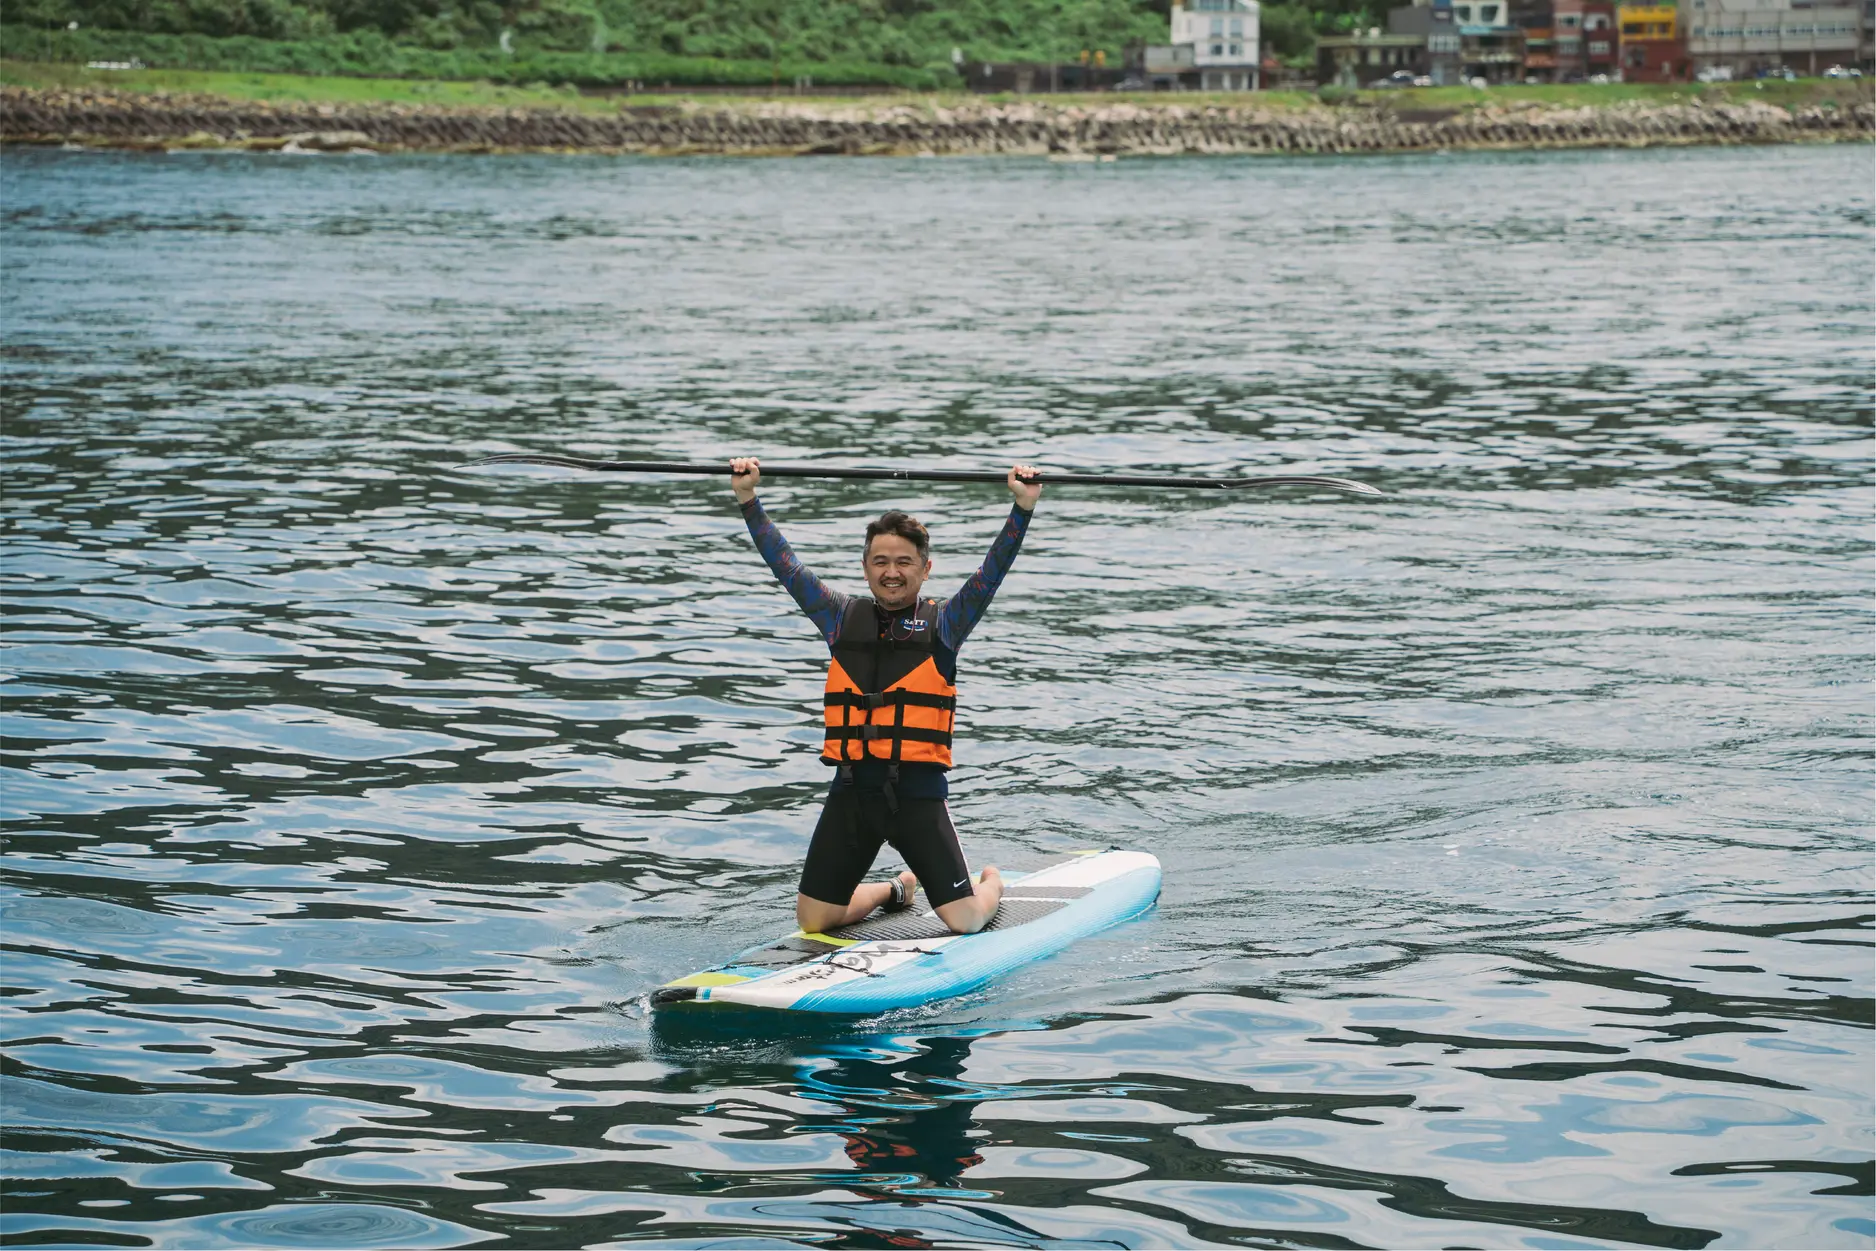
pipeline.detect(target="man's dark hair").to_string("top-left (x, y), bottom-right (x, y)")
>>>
top-left (865, 510), bottom-right (930, 560)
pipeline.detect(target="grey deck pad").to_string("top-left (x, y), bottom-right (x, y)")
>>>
top-left (723, 885), bottom-right (1098, 974)
top-left (830, 887), bottom-right (1094, 943)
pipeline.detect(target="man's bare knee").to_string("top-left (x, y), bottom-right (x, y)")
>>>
top-left (796, 895), bottom-right (843, 933)
top-left (935, 899), bottom-right (988, 934)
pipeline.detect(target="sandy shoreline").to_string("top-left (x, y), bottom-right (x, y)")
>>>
top-left (4, 86), bottom-right (1871, 156)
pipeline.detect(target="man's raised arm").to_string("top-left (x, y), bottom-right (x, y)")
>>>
top-left (936, 463), bottom-right (1040, 651)
top-left (731, 456), bottom-right (847, 645)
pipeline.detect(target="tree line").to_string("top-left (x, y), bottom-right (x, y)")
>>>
top-left (7, 0), bottom-right (1385, 82)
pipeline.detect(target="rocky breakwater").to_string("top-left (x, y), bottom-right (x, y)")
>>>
top-left (3, 87), bottom-right (1870, 157)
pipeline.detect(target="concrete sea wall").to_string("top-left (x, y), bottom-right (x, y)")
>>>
top-left (3, 87), bottom-right (1870, 156)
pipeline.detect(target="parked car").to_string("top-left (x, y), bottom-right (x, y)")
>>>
top-left (1368, 69), bottom-right (1419, 88)
top-left (1756, 66), bottom-right (1796, 80)
top-left (1823, 65), bottom-right (1863, 79)
top-left (1696, 65), bottom-right (1734, 82)
top-left (1412, 75), bottom-right (1434, 87)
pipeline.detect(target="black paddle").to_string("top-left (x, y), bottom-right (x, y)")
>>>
top-left (469, 455), bottom-right (1383, 496)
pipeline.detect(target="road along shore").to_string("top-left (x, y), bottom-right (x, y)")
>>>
top-left (4, 87), bottom-right (1870, 156)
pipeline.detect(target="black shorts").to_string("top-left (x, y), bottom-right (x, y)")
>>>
top-left (799, 787), bottom-right (975, 910)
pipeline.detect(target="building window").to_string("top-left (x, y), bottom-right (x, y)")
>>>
top-left (1212, 42), bottom-right (1224, 54)
top-left (1211, 17), bottom-right (1224, 34)
top-left (1589, 37), bottom-right (1609, 50)
top-left (1230, 18), bottom-right (1243, 34)
top-left (1456, 4), bottom-right (1472, 19)
top-left (1481, 3), bottom-right (1500, 20)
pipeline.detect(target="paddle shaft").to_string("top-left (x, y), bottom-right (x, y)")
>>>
top-left (471, 455), bottom-right (1382, 496)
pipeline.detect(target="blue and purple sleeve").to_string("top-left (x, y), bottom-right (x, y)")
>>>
top-left (742, 498), bottom-right (848, 646)
top-left (935, 504), bottom-right (1032, 651)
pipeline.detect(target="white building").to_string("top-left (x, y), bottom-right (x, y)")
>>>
top-left (1170, 0), bottom-right (1263, 89)
top-left (1684, 0), bottom-right (1865, 74)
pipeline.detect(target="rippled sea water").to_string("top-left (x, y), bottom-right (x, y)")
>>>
top-left (2, 142), bottom-right (1872, 1250)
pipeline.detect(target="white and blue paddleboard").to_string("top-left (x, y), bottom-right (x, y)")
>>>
top-left (653, 849), bottom-right (1160, 1015)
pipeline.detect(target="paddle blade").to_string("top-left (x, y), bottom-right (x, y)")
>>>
top-left (1229, 476), bottom-right (1385, 496)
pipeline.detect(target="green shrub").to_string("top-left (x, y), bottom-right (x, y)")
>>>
top-left (1260, 2), bottom-right (1315, 61)
top-left (4, 0), bottom-right (1399, 89)
top-left (11, 0), bottom-right (1205, 65)
top-left (1, 21), bottom-right (962, 86)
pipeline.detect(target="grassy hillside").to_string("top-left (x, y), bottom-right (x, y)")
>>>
top-left (0, 26), bottom-right (954, 87)
top-left (6, 0), bottom-right (1168, 71)
top-left (0, 0), bottom-right (1367, 87)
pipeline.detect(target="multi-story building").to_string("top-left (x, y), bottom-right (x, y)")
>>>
top-left (1618, 3), bottom-right (1689, 79)
top-left (1554, 0), bottom-right (1587, 74)
top-left (1683, 0), bottom-right (1865, 75)
top-left (1584, 0), bottom-right (1621, 72)
top-left (1169, 0), bottom-right (1263, 89)
top-left (1551, 0), bottom-right (1618, 76)
top-left (1452, 0), bottom-right (1529, 79)
top-left (1514, 0), bottom-right (1560, 77)
top-left (1317, 26), bottom-right (1435, 84)
top-left (1390, 0), bottom-right (1467, 82)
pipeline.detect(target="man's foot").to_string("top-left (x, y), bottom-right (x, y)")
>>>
top-left (976, 865), bottom-right (1003, 913)
top-left (884, 870), bottom-right (918, 912)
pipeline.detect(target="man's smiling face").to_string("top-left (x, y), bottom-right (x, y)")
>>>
top-left (863, 534), bottom-right (931, 611)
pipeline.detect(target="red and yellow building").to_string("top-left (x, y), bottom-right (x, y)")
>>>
top-left (1618, 3), bottom-right (1689, 80)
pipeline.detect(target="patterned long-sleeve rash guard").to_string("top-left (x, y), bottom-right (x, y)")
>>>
top-left (741, 497), bottom-right (1032, 800)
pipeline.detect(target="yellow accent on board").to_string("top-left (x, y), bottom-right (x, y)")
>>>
top-left (794, 932), bottom-right (859, 946)
top-left (664, 971), bottom-right (752, 989)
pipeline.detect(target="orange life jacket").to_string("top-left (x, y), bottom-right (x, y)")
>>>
top-left (822, 597), bottom-right (956, 771)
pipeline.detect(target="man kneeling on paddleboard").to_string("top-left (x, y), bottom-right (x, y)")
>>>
top-left (730, 457), bottom-right (1039, 936)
